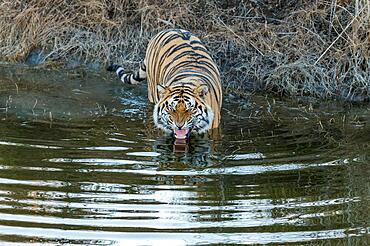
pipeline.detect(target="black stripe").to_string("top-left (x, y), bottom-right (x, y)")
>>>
top-left (190, 40), bottom-right (203, 45)
top-left (162, 61), bottom-right (195, 81)
top-left (170, 73), bottom-right (220, 103)
top-left (181, 31), bottom-right (191, 40)
top-left (175, 81), bottom-right (196, 86)
top-left (162, 58), bottom-right (202, 78)
top-left (123, 74), bottom-right (131, 84)
top-left (158, 44), bottom-right (176, 68)
top-left (107, 64), bottom-right (121, 72)
top-left (165, 58), bottom-right (219, 84)
top-left (167, 43), bottom-right (192, 57)
top-left (167, 89), bottom-right (194, 98)
top-left (192, 46), bottom-right (211, 55)
top-left (171, 51), bottom-right (201, 61)
top-left (170, 72), bottom-right (211, 83)
top-left (196, 60), bottom-right (219, 75)
top-left (149, 31), bottom-right (171, 80)
top-left (140, 62), bottom-right (146, 71)
top-left (133, 71), bottom-right (145, 81)
top-left (118, 70), bottom-right (124, 78)
top-left (161, 32), bottom-right (181, 46)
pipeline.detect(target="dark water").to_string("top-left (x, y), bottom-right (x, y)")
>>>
top-left (0, 66), bottom-right (369, 245)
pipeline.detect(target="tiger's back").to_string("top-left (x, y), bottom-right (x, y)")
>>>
top-left (144, 29), bottom-right (222, 129)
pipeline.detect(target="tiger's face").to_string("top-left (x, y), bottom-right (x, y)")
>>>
top-left (153, 84), bottom-right (214, 139)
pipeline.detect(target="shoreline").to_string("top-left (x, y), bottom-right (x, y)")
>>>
top-left (0, 1), bottom-right (369, 102)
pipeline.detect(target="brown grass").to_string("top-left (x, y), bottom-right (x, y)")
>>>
top-left (0, 0), bottom-right (369, 101)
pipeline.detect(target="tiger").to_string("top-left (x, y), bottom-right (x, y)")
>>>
top-left (107, 29), bottom-right (222, 139)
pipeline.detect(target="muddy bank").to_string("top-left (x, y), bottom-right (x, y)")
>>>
top-left (0, 0), bottom-right (369, 101)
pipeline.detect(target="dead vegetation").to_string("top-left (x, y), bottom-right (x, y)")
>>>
top-left (0, 0), bottom-right (369, 101)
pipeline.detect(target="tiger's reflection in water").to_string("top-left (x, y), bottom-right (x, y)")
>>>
top-left (151, 130), bottom-right (221, 168)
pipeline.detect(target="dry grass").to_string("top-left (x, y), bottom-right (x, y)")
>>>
top-left (0, 0), bottom-right (369, 101)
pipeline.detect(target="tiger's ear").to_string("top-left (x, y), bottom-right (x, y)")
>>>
top-left (194, 84), bottom-right (209, 97)
top-left (157, 84), bottom-right (168, 97)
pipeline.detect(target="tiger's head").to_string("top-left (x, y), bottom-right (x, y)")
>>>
top-left (153, 84), bottom-right (214, 139)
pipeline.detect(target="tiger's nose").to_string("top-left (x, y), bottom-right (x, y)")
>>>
top-left (176, 123), bottom-right (184, 129)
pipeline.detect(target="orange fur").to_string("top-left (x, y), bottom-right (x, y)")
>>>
top-left (145, 29), bottom-right (222, 129)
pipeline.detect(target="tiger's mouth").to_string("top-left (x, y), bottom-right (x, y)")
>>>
top-left (174, 129), bottom-right (190, 139)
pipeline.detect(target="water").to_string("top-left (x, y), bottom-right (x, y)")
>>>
top-left (0, 65), bottom-right (369, 245)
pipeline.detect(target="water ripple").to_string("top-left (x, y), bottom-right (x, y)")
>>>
top-left (0, 225), bottom-right (366, 245)
top-left (0, 141), bottom-right (62, 149)
top-left (0, 71), bottom-right (368, 244)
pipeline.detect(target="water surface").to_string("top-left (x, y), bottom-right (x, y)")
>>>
top-left (0, 66), bottom-right (369, 245)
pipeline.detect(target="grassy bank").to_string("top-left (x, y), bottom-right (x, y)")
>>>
top-left (0, 0), bottom-right (369, 101)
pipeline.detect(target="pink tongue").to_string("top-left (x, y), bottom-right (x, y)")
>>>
top-left (174, 129), bottom-right (189, 139)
